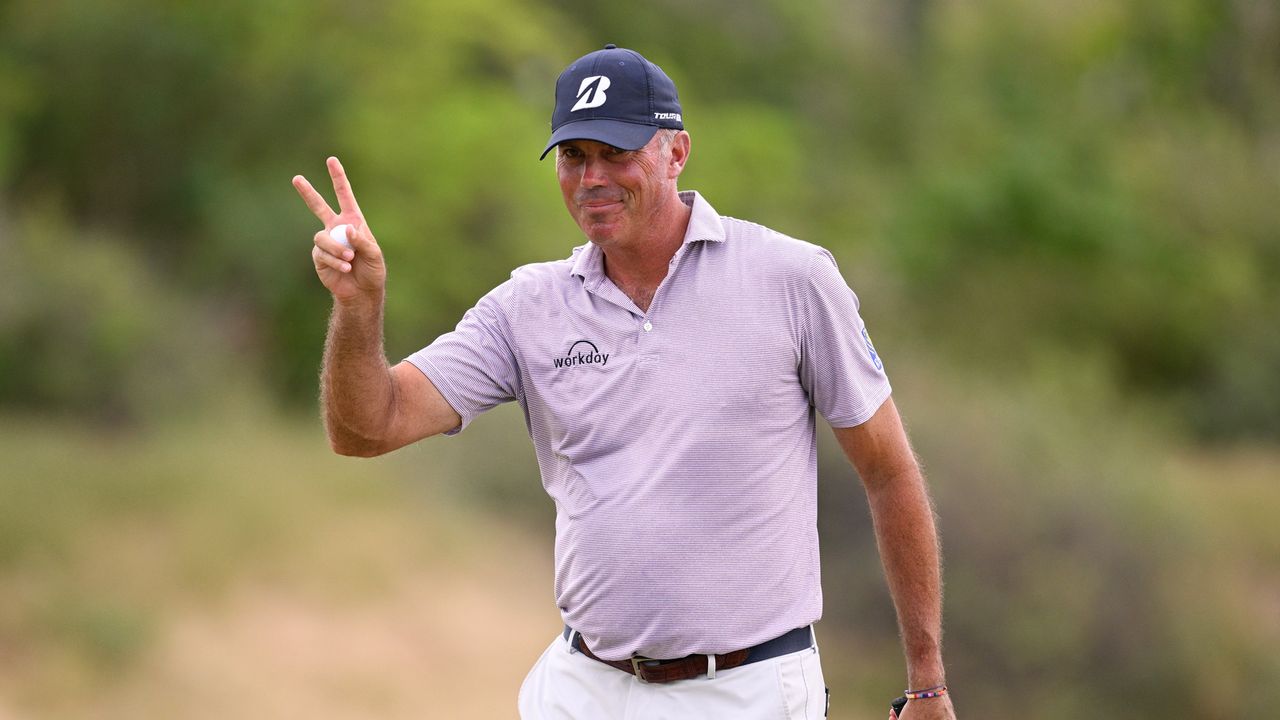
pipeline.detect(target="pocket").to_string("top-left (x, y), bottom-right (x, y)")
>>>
top-left (775, 648), bottom-right (828, 720)
top-left (517, 637), bottom-right (560, 719)
top-left (803, 650), bottom-right (828, 719)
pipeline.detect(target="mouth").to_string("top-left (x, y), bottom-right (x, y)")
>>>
top-left (577, 192), bottom-right (624, 211)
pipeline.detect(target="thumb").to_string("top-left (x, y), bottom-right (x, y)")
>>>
top-left (346, 222), bottom-right (377, 250)
top-left (346, 224), bottom-right (385, 276)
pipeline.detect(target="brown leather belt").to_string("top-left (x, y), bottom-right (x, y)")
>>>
top-left (563, 625), bottom-right (813, 684)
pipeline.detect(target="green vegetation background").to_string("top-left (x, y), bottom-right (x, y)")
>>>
top-left (1, 0), bottom-right (1277, 717)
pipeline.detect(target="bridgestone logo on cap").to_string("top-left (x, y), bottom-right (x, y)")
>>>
top-left (571, 76), bottom-right (610, 112)
top-left (654, 112), bottom-right (681, 121)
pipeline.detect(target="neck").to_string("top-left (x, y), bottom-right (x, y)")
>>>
top-left (599, 192), bottom-right (692, 309)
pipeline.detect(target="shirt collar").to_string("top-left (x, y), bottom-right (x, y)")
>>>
top-left (679, 190), bottom-right (726, 245)
top-left (570, 190), bottom-right (725, 281)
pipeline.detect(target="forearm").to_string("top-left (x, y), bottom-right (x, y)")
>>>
top-left (321, 294), bottom-right (397, 455)
top-left (866, 467), bottom-right (945, 688)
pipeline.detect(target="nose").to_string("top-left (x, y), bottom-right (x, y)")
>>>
top-left (580, 155), bottom-right (608, 188)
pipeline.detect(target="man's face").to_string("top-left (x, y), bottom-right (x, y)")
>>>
top-left (555, 132), bottom-right (683, 248)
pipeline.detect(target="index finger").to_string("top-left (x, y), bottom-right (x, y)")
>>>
top-left (327, 156), bottom-right (363, 217)
top-left (292, 174), bottom-right (337, 226)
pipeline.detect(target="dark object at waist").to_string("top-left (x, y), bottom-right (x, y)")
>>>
top-left (562, 625), bottom-right (813, 684)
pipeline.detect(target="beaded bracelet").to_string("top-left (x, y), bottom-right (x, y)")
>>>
top-left (904, 684), bottom-right (948, 700)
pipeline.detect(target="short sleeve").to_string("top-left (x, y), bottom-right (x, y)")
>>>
top-left (799, 250), bottom-right (892, 428)
top-left (404, 280), bottom-right (521, 435)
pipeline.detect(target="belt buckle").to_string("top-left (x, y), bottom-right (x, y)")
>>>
top-left (630, 655), bottom-right (660, 683)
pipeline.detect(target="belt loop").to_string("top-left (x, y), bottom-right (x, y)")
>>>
top-left (568, 629), bottom-right (580, 655)
top-left (706, 654), bottom-right (716, 680)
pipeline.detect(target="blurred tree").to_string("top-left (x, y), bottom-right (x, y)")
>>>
top-left (873, 0), bottom-right (1280, 440)
top-left (0, 203), bottom-right (221, 423)
top-left (1, 1), bottom-right (1278, 718)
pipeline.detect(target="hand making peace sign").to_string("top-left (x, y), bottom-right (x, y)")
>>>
top-left (292, 157), bottom-right (386, 303)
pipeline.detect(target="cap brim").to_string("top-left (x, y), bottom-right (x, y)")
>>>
top-left (540, 119), bottom-right (659, 160)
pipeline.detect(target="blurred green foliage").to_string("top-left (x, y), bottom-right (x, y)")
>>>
top-left (2, 0), bottom-right (1276, 436)
top-left (1, 1), bottom-right (1278, 718)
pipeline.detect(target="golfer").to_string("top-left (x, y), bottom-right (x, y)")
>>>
top-left (293, 45), bottom-right (956, 720)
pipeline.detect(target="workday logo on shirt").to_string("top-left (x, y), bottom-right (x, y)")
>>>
top-left (554, 340), bottom-right (610, 369)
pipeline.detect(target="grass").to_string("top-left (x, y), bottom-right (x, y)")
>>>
top-left (0, 387), bottom-right (558, 718)
top-left (2, 372), bottom-right (1278, 718)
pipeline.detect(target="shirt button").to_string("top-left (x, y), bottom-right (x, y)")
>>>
top-left (643, 321), bottom-right (653, 332)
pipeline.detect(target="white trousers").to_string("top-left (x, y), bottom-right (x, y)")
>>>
top-left (517, 632), bottom-right (828, 720)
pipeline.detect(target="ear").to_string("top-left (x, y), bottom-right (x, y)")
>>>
top-left (667, 131), bottom-right (691, 179)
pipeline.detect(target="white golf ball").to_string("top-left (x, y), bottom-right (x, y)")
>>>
top-left (330, 224), bottom-right (352, 249)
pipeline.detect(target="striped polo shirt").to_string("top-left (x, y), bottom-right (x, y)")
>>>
top-left (407, 191), bottom-right (891, 661)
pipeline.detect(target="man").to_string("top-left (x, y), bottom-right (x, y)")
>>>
top-left (292, 45), bottom-right (956, 720)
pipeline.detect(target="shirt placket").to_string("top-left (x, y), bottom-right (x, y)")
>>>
top-left (636, 242), bottom-right (695, 363)
top-left (578, 241), bottom-right (696, 364)
top-left (580, 271), bottom-right (645, 360)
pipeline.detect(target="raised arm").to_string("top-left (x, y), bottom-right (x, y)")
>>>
top-left (832, 398), bottom-right (956, 720)
top-left (292, 157), bottom-right (461, 456)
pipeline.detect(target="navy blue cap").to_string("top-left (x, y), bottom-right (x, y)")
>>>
top-left (541, 44), bottom-right (683, 160)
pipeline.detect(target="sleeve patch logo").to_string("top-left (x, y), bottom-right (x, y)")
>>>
top-left (862, 327), bottom-right (884, 371)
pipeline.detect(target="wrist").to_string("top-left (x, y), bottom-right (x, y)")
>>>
top-left (334, 291), bottom-right (384, 318)
top-left (904, 683), bottom-right (948, 700)
top-left (905, 657), bottom-right (945, 691)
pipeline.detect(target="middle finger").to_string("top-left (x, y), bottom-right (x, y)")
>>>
top-left (327, 156), bottom-right (364, 217)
